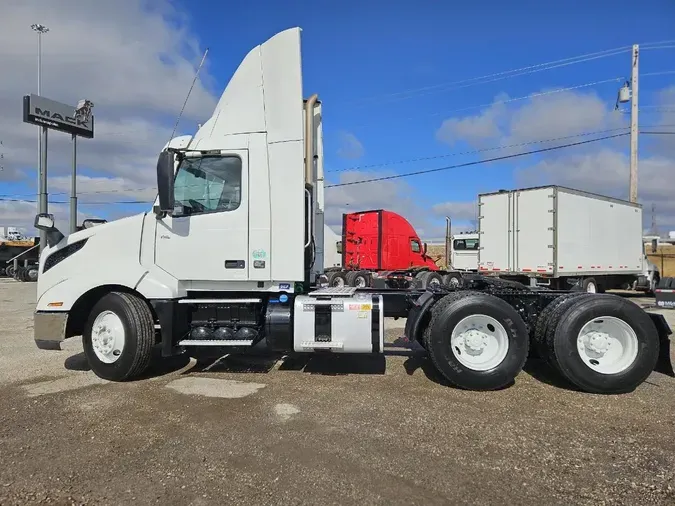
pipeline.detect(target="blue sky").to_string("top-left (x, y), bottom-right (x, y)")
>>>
top-left (2, 0), bottom-right (674, 236)
top-left (186, 0), bottom-right (675, 234)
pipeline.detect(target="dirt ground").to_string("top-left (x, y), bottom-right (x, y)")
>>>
top-left (1, 280), bottom-right (675, 505)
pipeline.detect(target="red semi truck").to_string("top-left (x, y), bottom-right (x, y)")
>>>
top-left (323, 209), bottom-right (464, 289)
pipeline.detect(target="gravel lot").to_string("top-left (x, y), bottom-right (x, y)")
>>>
top-left (1, 279), bottom-right (675, 505)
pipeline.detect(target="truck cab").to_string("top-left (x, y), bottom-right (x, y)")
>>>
top-left (449, 232), bottom-right (479, 272)
top-left (32, 27), bottom-right (337, 367)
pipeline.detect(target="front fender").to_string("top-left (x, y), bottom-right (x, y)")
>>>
top-left (36, 270), bottom-right (176, 311)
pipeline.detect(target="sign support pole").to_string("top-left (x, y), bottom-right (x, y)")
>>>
top-left (70, 134), bottom-right (77, 233)
top-left (40, 128), bottom-right (48, 251)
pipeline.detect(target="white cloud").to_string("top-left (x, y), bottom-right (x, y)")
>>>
top-left (0, 199), bottom-right (97, 235)
top-left (0, 0), bottom-right (219, 231)
top-left (324, 170), bottom-right (444, 238)
top-left (48, 175), bottom-right (158, 204)
top-left (436, 93), bottom-right (508, 147)
top-left (431, 201), bottom-right (478, 222)
top-left (336, 131), bottom-right (365, 159)
top-left (435, 85), bottom-right (675, 232)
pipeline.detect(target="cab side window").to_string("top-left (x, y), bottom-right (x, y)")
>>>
top-left (173, 155), bottom-right (242, 216)
top-left (410, 239), bottom-right (421, 253)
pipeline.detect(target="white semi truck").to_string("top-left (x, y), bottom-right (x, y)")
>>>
top-left (31, 27), bottom-right (673, 394)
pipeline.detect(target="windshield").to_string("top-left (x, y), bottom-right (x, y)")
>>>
top-left (173, 155), bottom-right (241, 215)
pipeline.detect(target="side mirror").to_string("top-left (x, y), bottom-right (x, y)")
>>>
top-left (156, 150), bottom-right (175, 215)
top-left (34, 213), bottom-right (64, 247)
top-left (34, 213), bottom-right (55, 231)
top-left (82, 218), bottom-right (107, 229)
top-left (651, 238), bottom-right (658, 254)
top-left (423, 242), bottom-right (428, 255)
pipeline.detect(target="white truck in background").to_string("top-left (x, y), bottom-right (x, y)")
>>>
top-left (477, 186), bottom-right (660, 293)
top-left (447, 230), bottom-right (479, 272)
top-left (323, 225), bottom-right (342, 269)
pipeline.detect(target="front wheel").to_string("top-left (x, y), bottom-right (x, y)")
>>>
top-left (83, 291), bottom-right (156, 381)
top-left (424, 291), bottom-right (529, 390)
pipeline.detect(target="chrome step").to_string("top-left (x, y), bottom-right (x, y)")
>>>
top-left (308, 286), bottom-right (357, 297)
top-left (177, 339), bottom-right (254, 346)
top-left (299, 341), bottom-right (344, 350)
top-left (178, 298), bottom-right (262, 304)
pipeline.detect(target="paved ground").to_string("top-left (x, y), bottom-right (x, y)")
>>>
top-left (1, 280), bottom-right (675, 505)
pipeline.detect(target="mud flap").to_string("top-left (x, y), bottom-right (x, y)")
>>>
top-left (649, 313), bottom-right (675, 377)
top-left (403, 291), bottom-right (436, 344)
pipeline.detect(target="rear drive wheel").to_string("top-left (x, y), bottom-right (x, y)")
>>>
top-left (5, 265), bottom-right (15, 278)
top-left (83, 291), bottom-right (155, 381)
top-left (424, 291), bottom-right (529, 390)
top-left (548, 294), bottom-right (659, 394)
top-left (416, 271), bottom-right (443, 290)
top-left (346, 270), bottom-right (370, 288)
top-left (443, 272), bottom-right (463, 288)
top-left (26, 266), bottom-right (39, 282)
top-left (532, 293), bottom-right (594, 361)
top-left (327, 271), bottom-right (347, 287)
top-left (581, 277), bottom-right (598, 293)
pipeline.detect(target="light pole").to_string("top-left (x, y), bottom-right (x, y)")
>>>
top-left (31, 23), bottom-right (49, 252)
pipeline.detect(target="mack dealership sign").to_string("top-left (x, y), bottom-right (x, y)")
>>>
top-left (23, 94), bottom-right (94, 138)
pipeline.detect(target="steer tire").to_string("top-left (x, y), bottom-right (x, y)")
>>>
top-left (547, 294), bottom-right (659, 394)
top-left (83, 291), bottom-right (155, 382)
top-left (423, 290), bottom-right (529, 390)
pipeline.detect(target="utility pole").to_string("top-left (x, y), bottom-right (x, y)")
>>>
top-left (31, 23), bottom-right (49, 253)
top-left (629, 44), bottom-right (639, 203)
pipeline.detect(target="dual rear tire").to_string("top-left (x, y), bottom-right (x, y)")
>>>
top-left (535, 293), bottom-right (659, 394)
top-left (423, 291), bottom-right (660, 394)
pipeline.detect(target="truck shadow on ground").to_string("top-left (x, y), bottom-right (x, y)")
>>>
top-left (64, 346), bottom-right (193, 380)
top-left (521, 357), bottom-right (582, 392)
top-left (184, 337), bottom-right (510, 390)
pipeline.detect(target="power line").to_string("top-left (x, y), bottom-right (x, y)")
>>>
top-left (326, 132), bottom-right (630, 188)
top-left (327, 127), bottom-right (631, 173)
top-left (347, 46), bottom-right (632, 106)
top-left (641, 70), bottom-right (675, 77)
top-left (350, 77), bottom-right (625, 128)
top-left (1, 128), bottom-right (632, 200)
top-left (345, 39), bottom-right (675, 106)
top-left (643, 45), bottom-right (675, 51)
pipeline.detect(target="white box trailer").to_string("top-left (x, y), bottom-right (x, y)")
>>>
top-left (478, 186), bottom-right (660, 292)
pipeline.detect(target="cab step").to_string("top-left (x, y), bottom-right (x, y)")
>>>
top-left (177, 340), bottom-right (254, 347)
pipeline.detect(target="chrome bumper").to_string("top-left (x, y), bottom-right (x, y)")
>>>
top-left (34, 311), bottom-right (68, 350)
